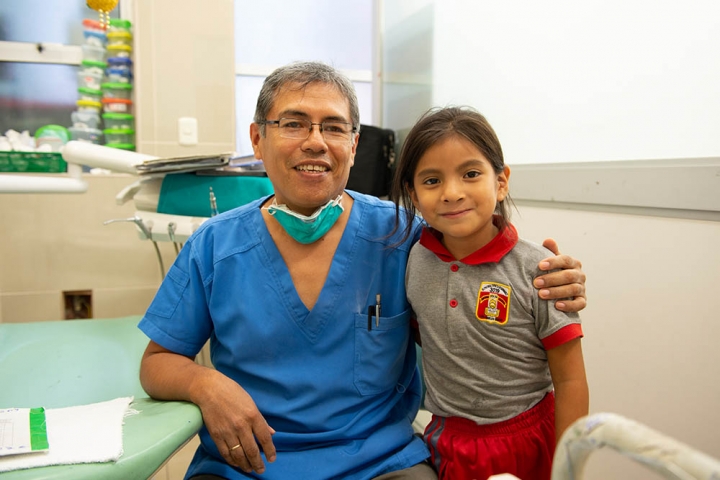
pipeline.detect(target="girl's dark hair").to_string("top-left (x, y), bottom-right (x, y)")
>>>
top-left (390, 106), bottom-right (513, 244)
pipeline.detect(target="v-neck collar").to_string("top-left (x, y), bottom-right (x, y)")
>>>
top-left (252, 192), bottom-right (360, 342)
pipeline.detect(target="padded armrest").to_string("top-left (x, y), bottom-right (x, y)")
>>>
top-left (0, 317), bottom-right (148, 408)
top-left (2, 398), bottom-right (201, 480)
top-left (0, 317), bottom-right (202, 479)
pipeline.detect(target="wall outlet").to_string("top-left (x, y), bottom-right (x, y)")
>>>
top-left (178, 117), bottom-right (198, 146)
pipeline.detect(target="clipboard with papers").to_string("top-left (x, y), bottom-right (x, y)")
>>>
top-left (134, 153), bottom-right (266, 176)
top-left (135, 152), bottom-right (234, 175)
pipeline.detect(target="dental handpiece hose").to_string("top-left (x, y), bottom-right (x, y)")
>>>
top-left (209, 187), bottom-right (219, 217)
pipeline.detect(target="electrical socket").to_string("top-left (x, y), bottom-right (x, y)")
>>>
top-left (178, 117), bottom-right (198, 146)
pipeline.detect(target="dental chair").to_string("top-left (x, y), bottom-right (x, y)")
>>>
top-left (0, 316), bottom-right (202, 479)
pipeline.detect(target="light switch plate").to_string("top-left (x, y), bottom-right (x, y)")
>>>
top-left (178, 117), bottom-right (198, 146)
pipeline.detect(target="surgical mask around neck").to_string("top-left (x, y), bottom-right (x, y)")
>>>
top-left (264, 195), bottom-right (344, 244)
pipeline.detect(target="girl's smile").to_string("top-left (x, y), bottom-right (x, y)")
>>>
top-left (440, 209), bottom-right (472, 219)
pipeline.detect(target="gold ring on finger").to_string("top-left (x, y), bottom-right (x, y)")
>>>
top-left (230, 444), bottom-right (241, 451)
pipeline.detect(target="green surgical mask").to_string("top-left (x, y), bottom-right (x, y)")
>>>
top-left (264, 195), bottom-right (344, 244)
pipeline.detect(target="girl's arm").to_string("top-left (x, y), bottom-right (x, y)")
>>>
top-left (547, 337), bottom-right (589, 444)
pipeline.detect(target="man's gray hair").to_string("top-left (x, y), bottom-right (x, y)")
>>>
top-left (254, 61), bottom-right (360, 136)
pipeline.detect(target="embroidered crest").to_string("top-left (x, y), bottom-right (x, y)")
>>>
top-left (476, 282), bottom-right (511, 325)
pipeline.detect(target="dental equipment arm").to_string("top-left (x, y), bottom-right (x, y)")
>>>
top-left (104, 216), bottom-right (166, 279)
top-left (0, 142), bottom-right (158, 194)
top-left (552, 412), bottom-right (720, 479)
top-left (0, 163), bottom-right (87, 193)
top-left (62, 141), bottom-right (158, 174)
top-left (104, 216), bottom-right (153, 239)
top-left (3, 141), bottom-right (209, 244)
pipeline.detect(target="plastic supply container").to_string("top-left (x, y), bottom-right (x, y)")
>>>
top-left (34, 125), bottom-right (71, 152)
top-left (101, 82), bottom-right (133, 100)
top-left (83, 30), bottom-right (107, 48)
top-left (105, 67), bottom-right (133, 84)
top-left (105, 57), bottom-right (133, 83)
top-left (82, 19), bottom-right (105, 34)
top-left (103, 128), bottom-right (135, 145)
top-left (81, 43), bottom-right (106, 62)
top-left (71, 110), bottom-right (101, 130)
top-left (106, 143), bottom-right (136, 151)
top-left (102, 113), bottom-right (134, 130)
top-left (108, 19), bottom-right (132, 33)
top-left (105, 143), bottom-right (136, 151)
top-left (78, 87), bottom-right (103, 103)
top-left (102, 98), bottom-right (133, 114)
top-left (107, 44), bottom-right (132, 58)
top-left (107, 56), bottom-right (132, 69)
top-left (107, 31), bottom-right (132, 47)
top-left (77, 99), bottom-right (103, 113)
top-left (80, 59), bottom-right (107, 74)
top-left (69, 126), bottom-right (103, 144)
top-left (77, 66), bottom-right (104, 90)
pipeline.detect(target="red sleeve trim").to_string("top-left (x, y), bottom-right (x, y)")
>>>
top-left (542, 323), bottom-right (583, 350)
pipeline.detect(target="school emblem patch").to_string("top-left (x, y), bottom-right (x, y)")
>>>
top-left (476, 282), bottom-right (511, 325)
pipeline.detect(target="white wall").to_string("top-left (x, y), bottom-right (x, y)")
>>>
top-left (512, 205), bottom-right (720, 479)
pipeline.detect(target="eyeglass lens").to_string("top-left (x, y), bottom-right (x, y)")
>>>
top-left (276, 118), bottom-right (353, 141)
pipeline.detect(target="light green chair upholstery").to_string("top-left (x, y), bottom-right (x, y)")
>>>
top-left (0, 316), bottom-right (202, 479)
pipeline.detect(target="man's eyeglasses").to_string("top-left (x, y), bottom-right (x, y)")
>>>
top-left (262, 118), bottom-right (357, 142)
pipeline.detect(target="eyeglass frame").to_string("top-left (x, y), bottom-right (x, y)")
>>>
top-left (261, 117), bottom-right (358, 142)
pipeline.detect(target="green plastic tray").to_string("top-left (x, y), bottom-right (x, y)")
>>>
top-left (0, 152), bottom-right (67, 173)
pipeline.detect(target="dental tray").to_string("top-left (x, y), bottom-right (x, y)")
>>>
top-left (0, 152), bottom-right (67, 173)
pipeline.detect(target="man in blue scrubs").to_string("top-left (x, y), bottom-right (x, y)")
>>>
top-left (138, 61), bottom-right (587, 479)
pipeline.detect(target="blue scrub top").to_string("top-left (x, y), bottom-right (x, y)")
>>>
top-left (139, 191), bottom-right (428, 479)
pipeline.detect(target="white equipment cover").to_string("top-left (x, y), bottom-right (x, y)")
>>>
top-left (553, 412), bottom-right (720, 480)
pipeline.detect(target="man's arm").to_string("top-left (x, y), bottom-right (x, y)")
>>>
top-left (547, 338), bottom-right (589, 444)
top-left (140, 341), bottom-right (276, 474)
top-left (535, 238), bottom-right (587, 313)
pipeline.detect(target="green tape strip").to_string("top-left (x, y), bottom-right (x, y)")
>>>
top-left (29, 407), bottom-right (49, 451)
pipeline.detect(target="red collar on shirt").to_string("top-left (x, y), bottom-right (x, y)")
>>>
top-left (418, 216), bottom-right (519, 265)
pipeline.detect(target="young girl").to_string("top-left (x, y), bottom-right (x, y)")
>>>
top-left (392, 106), bottom-right (589, 480)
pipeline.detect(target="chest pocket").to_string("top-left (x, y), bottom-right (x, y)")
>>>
top-left (353, 308), bottom-right (411, 396)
